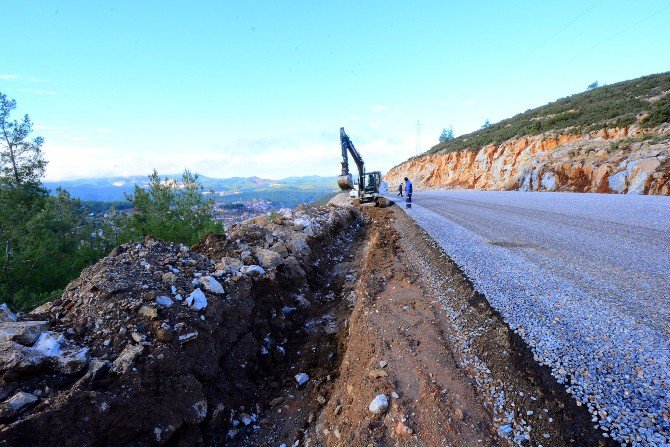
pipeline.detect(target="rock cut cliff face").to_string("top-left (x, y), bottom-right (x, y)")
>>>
top-left (386, 126), bottom-right (670, 195)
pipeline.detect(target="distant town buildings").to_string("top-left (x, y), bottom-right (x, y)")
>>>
top-left (212, 199), bottom-right (275, 227)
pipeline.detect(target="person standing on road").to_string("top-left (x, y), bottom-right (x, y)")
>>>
top-left (397, 183), bottom-right (403, 197)
top-left (404, 177), bottom-right (413, 203)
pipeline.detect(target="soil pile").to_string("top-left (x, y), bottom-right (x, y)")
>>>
top-left (0, 205), bottom-right (360, 446)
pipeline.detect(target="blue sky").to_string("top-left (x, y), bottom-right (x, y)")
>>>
top-left (1, 1), bottom-right (669, 181)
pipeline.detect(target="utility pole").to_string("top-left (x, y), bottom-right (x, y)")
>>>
top-left (415, 120), bottom-right (422, 156)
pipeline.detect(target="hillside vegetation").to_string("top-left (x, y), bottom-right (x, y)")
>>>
top-left (426, 72), bottom-right (670, 156)
top-left (1, 92), bottom-right (227, 312)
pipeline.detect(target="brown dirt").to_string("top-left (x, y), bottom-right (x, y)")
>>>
top-left (0, 200), bottom-right (619, 446)
top-left (268, 203), bottom-right (617, 447)
top-left (309, 206), bottom-right (498, 446)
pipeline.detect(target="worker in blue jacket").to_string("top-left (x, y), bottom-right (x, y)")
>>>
top-left (404, 177), bottom-right (413, 203)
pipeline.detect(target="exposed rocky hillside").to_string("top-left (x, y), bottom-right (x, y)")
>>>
top-left (386, 126), bottom-right (670, 194)
top-left (387, 72), bottom-right (670, 195)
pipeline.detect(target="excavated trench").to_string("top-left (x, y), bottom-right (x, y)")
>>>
top-left (221, 211), bottom-right (369, 446)
top-left (0, 201), bottom-right (619, 446)
top-left (269, 203), bottom-right (617, 447)
top-left (222, 203), bottom-right (618, 447)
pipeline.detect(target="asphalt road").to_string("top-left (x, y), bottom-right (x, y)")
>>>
top-left (389, 190), bottom-right (670, 446)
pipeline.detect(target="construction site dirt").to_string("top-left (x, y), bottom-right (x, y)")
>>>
top-left (232, 201), bottom-right (615, 447)
top-left (0, 199), bottom-right (616, 447)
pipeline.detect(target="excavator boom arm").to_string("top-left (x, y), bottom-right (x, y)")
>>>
top-left (338, 127), bottom-right (365, 191)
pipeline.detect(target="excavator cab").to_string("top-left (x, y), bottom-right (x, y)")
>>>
top-left (363, 172), bottom-right (380, 194)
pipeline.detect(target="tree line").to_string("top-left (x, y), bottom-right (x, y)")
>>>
top-left (0, 92), bottom-right (222, 312)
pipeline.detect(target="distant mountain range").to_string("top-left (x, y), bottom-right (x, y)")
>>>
top-left (44, 174), bottom-right (340, 208)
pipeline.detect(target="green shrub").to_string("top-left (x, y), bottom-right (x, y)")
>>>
top-left (641, 94), bottom-right (670, 128)
top-left (121, 169), bottom-right (224, 245)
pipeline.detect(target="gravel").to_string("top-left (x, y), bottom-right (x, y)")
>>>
top-left (390, 190), bottom-right (670, 446)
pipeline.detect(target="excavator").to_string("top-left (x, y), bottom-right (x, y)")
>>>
top-left (337, 127), bottom-right (388, 207)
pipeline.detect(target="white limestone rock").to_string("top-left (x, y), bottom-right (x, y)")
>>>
top-left (0, 321), bottom-right (49, 346)
top-left (368, 394), bottom-right (389, 414)
top-left (110, 344), bottom-right (144, 375)
top-left (0, 304), bottom-right (17, 323)
top-left (198, 276), bottom-right (224, 295)
top-left (156, 295), bottom-right (174, 307)
top-left (0, 391), bottom-right (38, 418)
top-left (295, 372), bottom-right (309, 386)
top-left (186, 289), bottom-right (208, 310)
top-left (255, 249), bottom-right (283, 269)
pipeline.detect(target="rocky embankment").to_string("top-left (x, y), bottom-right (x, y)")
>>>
top-left (0, 205), bottom-right (360, 446)
top-left (386, 126), bottom-right (670, 195)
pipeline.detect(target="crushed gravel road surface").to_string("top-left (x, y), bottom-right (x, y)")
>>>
top-left (389, 191), bottom-right (670, 446)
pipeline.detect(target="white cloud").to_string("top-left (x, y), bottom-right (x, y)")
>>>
top-left (463, 98), bottom-right (479, 106)
top-left (19, 88), bottom-right (59, 96)
top-left (42, 126), bottom-right (417, 182)
top-left (372, 104), bottom-right (388, 112)
top-left (0, 74), bottom-right (46, 83)
top-left (35, 124), bottom-right (116, 145)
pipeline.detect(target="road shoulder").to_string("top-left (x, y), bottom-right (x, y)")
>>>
top-left (310, 203), bottom-right (614, 446)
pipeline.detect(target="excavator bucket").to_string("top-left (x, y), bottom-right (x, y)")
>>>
top-left (337, 174), bottom-right (354, 190)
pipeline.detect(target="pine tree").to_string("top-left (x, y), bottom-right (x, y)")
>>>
top-left (0, 92), bottom-right (46, 189)
top-left (0, 92), bottom-right (113, 311)
top-left (439, 126), bottom-right (454, 143)
top-left (122, 169), bottom-right (224, 245)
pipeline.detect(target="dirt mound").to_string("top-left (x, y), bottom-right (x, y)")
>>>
top-left (0, 205), bottom-right (360, 446)
top-left (1, 199), bottom-right (617, 446)
top-left (327, 193), bottom-right (354, 208)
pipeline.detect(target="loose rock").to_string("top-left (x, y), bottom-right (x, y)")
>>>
top-left (0, 341), bottom-right (46, 377)
top-left (0, 391), bottom-right (38, 419)
top-left (110, 344), bottom-right (144, 374)
top-left (256, 248), bottom-right (283, 269)
top-left (156, 296), bottom-right (174, 307)
top-left (0, 304), bottom-right (18, 323)
top-left (242, 265), bottom-right (265, 277)
top-left (368, 394), bottom-right (389, 414)
top-left (395, 421), bottom-right (413, 438)
top-left (295, 373), bottom-right (309, 386)
top-left (0, 321), bottom-right (49, 345)
top-left (269, 242), bottom-right (289, 258)
top-left (138, 306), bottom-right (158, 319)
top-left (198, 276), bottom-right (224, 294)
top-left (186, 289), bottom-right (208, 310)
top-left (368, 368), bottom-right (388, 378)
